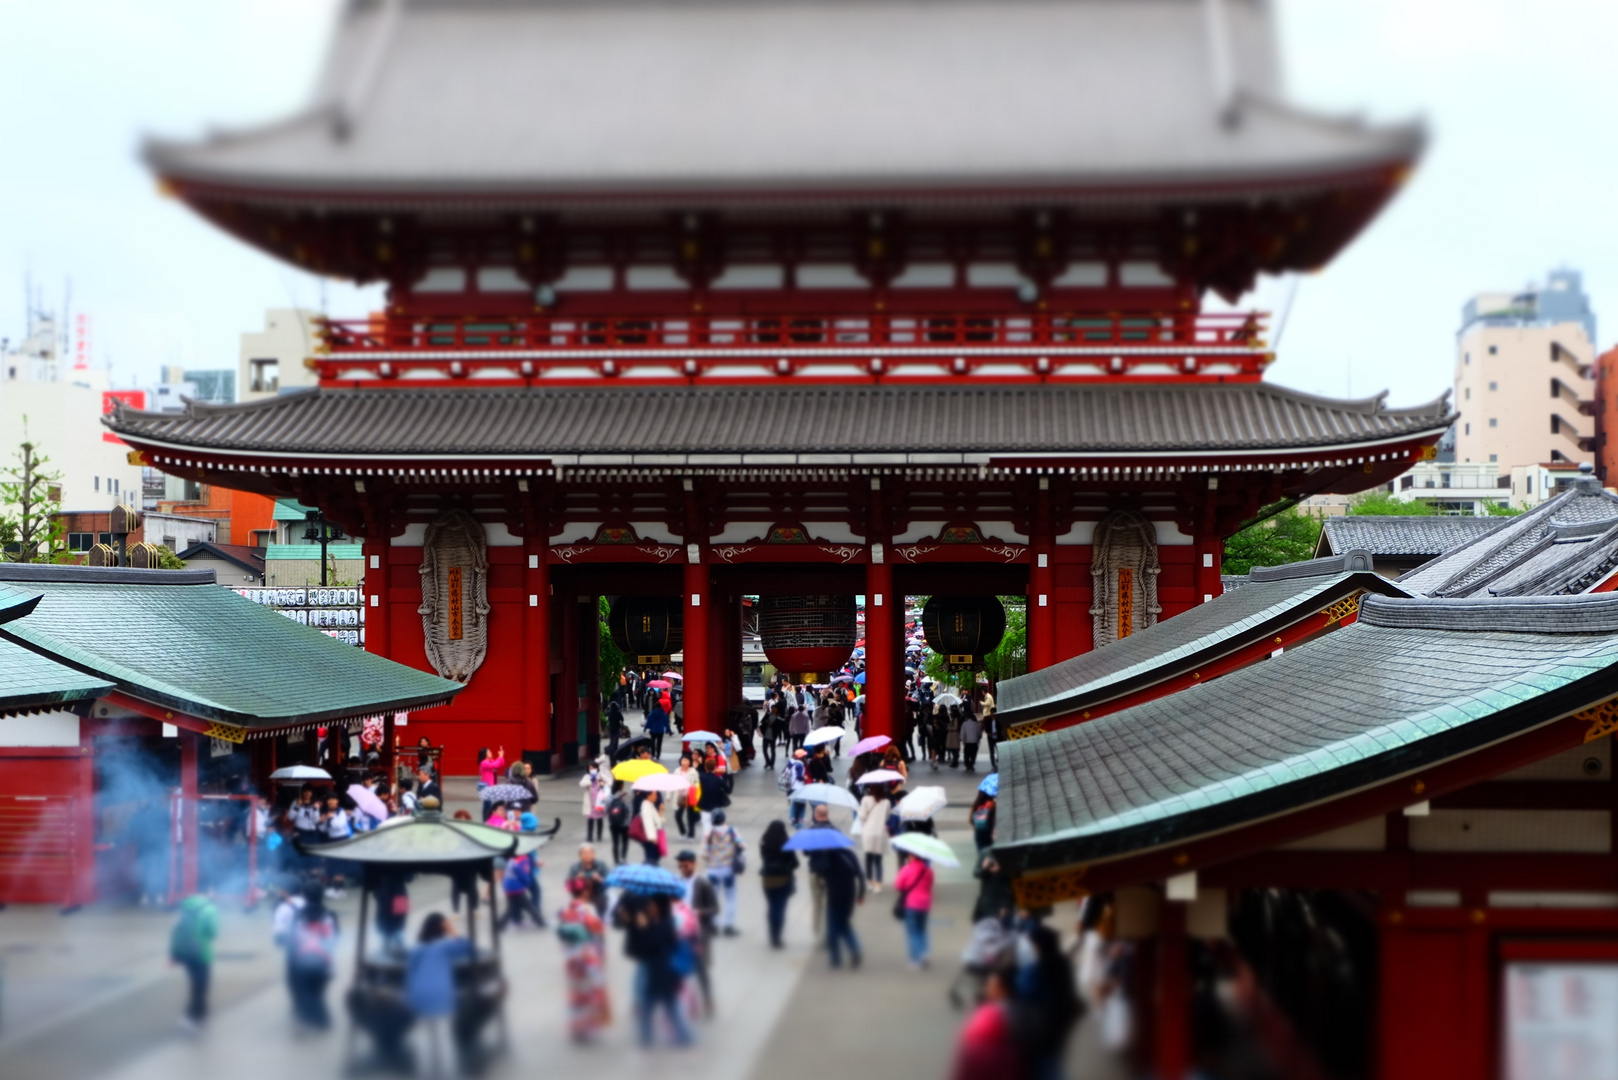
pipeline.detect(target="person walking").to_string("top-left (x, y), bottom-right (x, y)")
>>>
top-left (893, 853), bottom-right (936, 970)
top-left (757, 820), bottom-right (798, 949)
top-left (856, 785), bottom-right (892, 893)
top-left (784, 748), bottom-right (809, 829)
top-left (606, 697), bottom-right (626, 761)
top-left (606, 781), bottom-right (632, 864)
top-left (645, 701), bottom-right (671, 759)
top-left (557, 876), bottom-right (611, 1043)
top-left (960, 713), bottom-right (983, 772)
top-left (499, 852), bottom-right (544, 929)
top-left (696, 754), bottom-right (729, 835)
top-left (945, 706), bottom-right (962, 767)
top-left (635, 790), bottom-right (666, 865)
top-left (581, 757), bottom-right (610, 843)
top-left (702, 809), bottom-right (744, 936)
top-left (818, 839), bottom-right (866, 969)
top-left (804, 803), bottom-right (838, 947)
top-left (567, 843), bottom-right (610, 915)
top-left (169, 889), bottom-right (219, 1031)
top-left (673, 755), bottom-right (699, 839)
top-left (287, 885), bottom-right (339, 1030)
top-left (618, 894), bottom-right (692, 1047)
top-left (674, 850), bottom-right (719, 1017)
top-left (787, 701), bottom-right (811, 753)
top-left (408, 913), bottom-right (473, 1077)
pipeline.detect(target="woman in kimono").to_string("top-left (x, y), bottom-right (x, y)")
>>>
top-left (557, 875), bottom-right (610, 1042)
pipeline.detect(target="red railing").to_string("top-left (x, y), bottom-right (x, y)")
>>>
top-left (313, 310), bottom-right (1270, 385)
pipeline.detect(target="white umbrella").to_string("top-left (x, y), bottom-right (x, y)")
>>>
top-left (804, 726), bottom-right (846, 747)
top-left (633, 772), bottom-right (692, 793)
top-left (891, 832), bottom-right (960, 868)
top-left (898, 786), bottom-right (948, 821)
top-left (788, 783), bottom-right (861, 812)
top-left (855, 768), bottom-right (906, 786)
top-left (662, 671), bottom-right (683, 680)
top-left (933, 692), bottom-right (963, 707)
top-left (681, 731), bottom-right (724, 745)
top-left (270, 764), bottom-right (332, 782)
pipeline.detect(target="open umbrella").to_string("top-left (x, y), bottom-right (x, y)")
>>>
top-left (789, 783), bottom-right (861, 812)
top-left (632, 772), bottom-right (691, 793)
top-left (647, 679), bottom-right (673, 690)
top-left (612, 759), bottom-right (669, 783)
top-left (933, 692), bottom-right (963, 707)
top-left (829, 675), bottom-right (855, 685)
top-left (681, 731), bottom-right (724, 746)
top-left (605, 864), bottom-right (687, 897)
top-left (979, 773), bottom-right (1000, 798)
top-left (898, 786), bottom-right (949, 821)
top-left (891, 832), bottom-right (960, 868)
top-left (782, 828), bottom-right (855, 853)
top-left (855, 769), bottom-right (906, 786)
top-left (481, 782), bottom-right (536, 807)
top-left (804, 726), bottom-right (846, 747)
top-left (854, 671), bottom-right (867, 685)
top-left (661, 671), bottom-right (683, 680)
top-left (347, 783), bottom-right (389, 822)
top-left (270, 764), bottom-right (332, 782)
top-left (848, 735), bottom-right (891, 757)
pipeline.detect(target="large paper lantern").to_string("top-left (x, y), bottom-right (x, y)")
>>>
top-left (607, 596), bottom-right (684, 663)
top-left (759, 594), bottom-right (857, 679)
top-left (922, 596), bottom-right (1006, 670)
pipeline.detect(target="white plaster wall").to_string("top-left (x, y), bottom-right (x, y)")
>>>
top-left (0, 710), bottom-right (81, 747)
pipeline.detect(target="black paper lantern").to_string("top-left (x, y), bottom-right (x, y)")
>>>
top-left (922, 596), bottom-right (1007, 670)
top-left (606, 596), bottom-right (684, 663)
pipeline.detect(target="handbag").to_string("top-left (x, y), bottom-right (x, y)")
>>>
top-left (892, 877), bottom-right (911, 921)
top-left (657, 828), bottom-right (669, 858)
top-left (628, 815), bottom-right (647, 843)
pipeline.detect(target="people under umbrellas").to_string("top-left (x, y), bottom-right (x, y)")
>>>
top-left (813, 828), bottom-right (866, 969)
top-left (644, 701), bottom-right (671, 759)
top-left (636, 791), bottom-right (666, 865)
top-left (856, 783), bottom-right (894, 893)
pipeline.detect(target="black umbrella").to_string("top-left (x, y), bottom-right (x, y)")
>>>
top-left (614, 734), bottom-right (652, 762)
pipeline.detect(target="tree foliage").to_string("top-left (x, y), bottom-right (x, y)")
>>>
top-left (1222, 507), bottom-right (1323, 575)
top-left (598, 596), bottom-right (633, 695)
top-left (1347, 491), bottom-right (1436, 516)
top-left (152, 544), bottom-right (188, 570)
top-left (0, 437), bottom-right (67, 563)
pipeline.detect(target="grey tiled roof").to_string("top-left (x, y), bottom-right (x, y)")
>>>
top-left (1397, 481), bottom-right (1618, 598)
top-left (995, 591), bottom-right (1618, 876)
top-left (144, 0), bottom-right (1422, 202)
top-left (0, 638), bottom-right (114, 716)
top-left (106, 384), bottom-right (1453, 460)
top-left (0, 564), bottom-right (462, 730)
top-left (994, 551), bottom-right (1398, 725)
top-left (1320, 515), bottom-right (1505, 558)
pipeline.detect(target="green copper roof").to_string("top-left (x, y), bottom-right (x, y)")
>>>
top-left (264, 543), bottom-right (364, 561)
top-left (0, 565), bottom-right (462, 729)
top-left (995, 551), bottom-right (1402, 726)
top-left (0, 637), bottom-right (114, 715)
top-left (272, 499), bottom-right (318, 522)
top-left (995, 592), bottom-right (1618, 877)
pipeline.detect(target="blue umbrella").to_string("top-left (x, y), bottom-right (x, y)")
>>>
top-left (783, 828), bottom-right (855, 853)
top-left (979, 773), bottom-right (999, 797)
top-left (854, 671), bottom-right (867, 685)
top-left (604, 864), bottom-right (686, 897)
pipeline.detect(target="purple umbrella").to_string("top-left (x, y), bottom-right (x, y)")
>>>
top-left (847, 735), bottom-right (892, 758)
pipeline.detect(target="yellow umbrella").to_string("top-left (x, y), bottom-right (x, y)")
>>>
top-left (612, 760), bottom-right (669, 783)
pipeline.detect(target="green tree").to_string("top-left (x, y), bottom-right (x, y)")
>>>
top-left (1347, 491), bottom-right (1436, 516)
top-left (1222, 507), bottom-right (1323, 575)
top-left (0, 437), bottom-right (67, 563)
top-left (152, 544), bottom-right (188, 570)
top-left (1483, 500), bottom-right (1524, 517)
top-left (598, 596), bottom-right (632, 694)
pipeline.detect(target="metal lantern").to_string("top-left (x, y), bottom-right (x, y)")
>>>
top-left (922, 596), bottom-right (1007, 671)
top-left (606, 596), bottom-right (684, 664)
top-left (759, 594), bottom-right (857, 679)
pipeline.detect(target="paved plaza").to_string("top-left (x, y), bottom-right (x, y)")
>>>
top-left (0, 723), bottom-right (1122, 1080)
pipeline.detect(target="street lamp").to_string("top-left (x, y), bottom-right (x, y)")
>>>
top-left (303, 510), bottom-right (346, 586)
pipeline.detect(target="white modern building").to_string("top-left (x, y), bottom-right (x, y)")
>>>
top-left (239, 309), bottom-right (320, 402)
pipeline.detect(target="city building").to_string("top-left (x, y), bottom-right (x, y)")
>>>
top-left (152, 479), bottom-right (277, 548)
top-left (1596, 343), bottom-right (1618, 481)
top-left (175, 540), bottom-right (265, 585)
top-left (1454, 269), bottom-right (1597, 472)
top-left (115, 0), bottom-right (1445, 775)
top-left (1385, 460), bottom-right (1508, 515)
top-left (238, 309), bottom-right (319, 402)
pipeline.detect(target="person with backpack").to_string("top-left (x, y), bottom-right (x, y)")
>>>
top-left (971, 791), bottom-right (997, 852)
top-left (499, 852), bottom-right (545, 929)
top-left (170, 889), bottom-right (219, 1031)
top-left (287, 885), bottom-right (339, 1030)
top-left (757, 820), bottom-right (799, 949)
top-left (702, 810), bottom-right (745, 937)
top-left (644, 701), bottom-right (671, 759)
top-left (780, 748), bottom-right (808, 828)
top-left (606, 781), bottom-right (632, 864)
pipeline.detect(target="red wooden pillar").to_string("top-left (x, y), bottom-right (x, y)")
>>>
top-left (683, 555), bottom-right (712, 733)
top-left (179, 730), bottom-right (199, 896)
top-left (1156, 902), bottom-right (1191, 1080)
top-left (1029, 480), bottom-right (1055, 670)
top-left (363, 533), bottom-right (391, 659)
top-left (864, 557), bottom-right (896, 739)
top-left (521, 528), bottom-right (552, 770)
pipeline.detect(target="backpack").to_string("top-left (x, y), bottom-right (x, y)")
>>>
top-left (607, 794), bottom-right (630, 829)
top-left (169, 902), bottom-right (205, 962)
top-left (885, 809), bottom-right (903, 838)
top-left (776, 762), bottom-right (796, 793)
top-left (291, 916), bottom-right (335, 973)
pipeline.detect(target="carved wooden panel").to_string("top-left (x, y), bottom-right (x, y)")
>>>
top-left (417, 509), bottom-right (490, 682)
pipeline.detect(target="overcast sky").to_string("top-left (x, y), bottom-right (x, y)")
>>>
top-left (2, 0), bottom-right (1614, 407)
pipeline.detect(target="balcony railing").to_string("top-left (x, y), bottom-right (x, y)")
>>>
top-left (313, 310), bottom-right (1270, 385)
